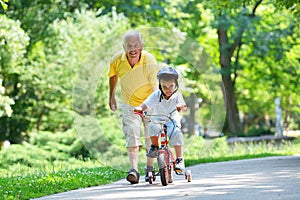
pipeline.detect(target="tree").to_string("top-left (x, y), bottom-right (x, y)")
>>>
top-left (0, 14), bottom-right (30, 142)
top-left (215, 1), bottom-right (263, 134)
top-left (1, 0), bottom-right (299, 141)
top-left (236, 7), bottom-right (299, 131)
top-left (89, 0), bottom-right (300, 134)
top-left (171, 0), bottom-right (300, 135)
top-left (208, 0), bottom-right (299, 134)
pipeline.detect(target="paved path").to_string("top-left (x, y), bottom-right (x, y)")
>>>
top-left (35, 156), bottom-right (300, 200)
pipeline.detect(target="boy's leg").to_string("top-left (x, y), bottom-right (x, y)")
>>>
top-left (174, 145), bottom-right (183, 158)
top-left (145, 121), bottom-right (160, 158)
top-left (150, 136), bottom-right (159, 146)
top-left (146, 136), bottom-right (160, 158)
top-left (145, 137), bottom-right (158, 181)
top-left (167, 124), bottom-right (185, 173)
top-left (174, 145), bottom-right (185, 173)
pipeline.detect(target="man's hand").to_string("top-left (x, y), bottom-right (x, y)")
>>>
top-left (109, 75), bottom-right (118, 112)
top-left (109, 96), bottom-right (117, 112)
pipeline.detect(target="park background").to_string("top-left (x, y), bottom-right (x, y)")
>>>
top-left (0, 0), bottom-right (299, 199)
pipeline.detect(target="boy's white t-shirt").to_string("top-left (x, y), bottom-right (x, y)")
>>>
top-left (144, 90), bottom-right (186, 125)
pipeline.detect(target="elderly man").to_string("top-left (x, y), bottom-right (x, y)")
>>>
top-left (108, 30), bottom-right (159, 184)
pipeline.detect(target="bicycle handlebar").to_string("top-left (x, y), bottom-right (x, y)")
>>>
top-left (134, 109), bottom-right (178, 125)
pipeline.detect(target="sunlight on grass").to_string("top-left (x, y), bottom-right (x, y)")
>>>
top-left (0, 136), bottom-right (299, 200)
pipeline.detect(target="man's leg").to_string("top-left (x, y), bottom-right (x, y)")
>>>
top-left (121, 104), bottom-right (141, 184)
top-left (126, 146), bottom-right (140, 184)
top-left (127, 146), bottom-right (139, 170)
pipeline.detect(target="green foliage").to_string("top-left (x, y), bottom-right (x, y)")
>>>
top-left (0, 14), bottom-right (29, 73)
top-left (235, 6), bottom-right (300, 124)
top-left (1, 9), bottom-right (130, 142)
top-left (0, 0), bottom-right (298, 168)
top-left (0, 142), bottom-right (68, 165)
top-left (29, 129), bottom-right (90, 158)
top-left (73, 115), bottom-right (126, 161)
top-left (0, 1), bottom-right (299, 198)
top-left (0, 0), bottom-right (298, 142)
top-left (0, 0), bottom-right (8, 10)
top-left (0, 14), bottom-right (30, 142)
top-left (239, 127), bottom-right (274, 137)
top-left (0, 78), bottom-right (14, 117)
top-left (25, 9), bottom-right (128, 131)
top-left (2, 0), bottom-right (80, 47)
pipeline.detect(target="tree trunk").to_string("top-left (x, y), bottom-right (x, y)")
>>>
top-left (188, 93), bottom-right (196, 135)
top-left (222, 76), bottom-right (241, 134)
top-left (218, 25), bottom-right (242, 135)
top-left (284, 96), bottom-right (291, 133)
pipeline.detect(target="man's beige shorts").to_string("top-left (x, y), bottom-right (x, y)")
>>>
top-left (121, 104), bottom-right (151, 149)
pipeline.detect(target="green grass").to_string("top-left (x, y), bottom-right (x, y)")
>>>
top-left (183, 136), bottom-right (300, 166)
top-left (0, 167), bottom-right (126, 200)
top-left (0, 136), bottom-right (299, 200)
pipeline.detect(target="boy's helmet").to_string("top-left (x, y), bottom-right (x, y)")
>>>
top-left (157, 67), bottom-right (179, 80)
top-left (157, 67), bottom-right (179, 101)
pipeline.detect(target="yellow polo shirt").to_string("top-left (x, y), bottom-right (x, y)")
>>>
top-left (109, 50), bottom-right (159, 106)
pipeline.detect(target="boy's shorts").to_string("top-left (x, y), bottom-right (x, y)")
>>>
top-left (121, 104), bottom-right (151, 148)
top-left (148, 120), bottom-right (184, 146)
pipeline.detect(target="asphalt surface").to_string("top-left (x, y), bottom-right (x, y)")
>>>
top-left (34, 155), bottom-right (300, 200)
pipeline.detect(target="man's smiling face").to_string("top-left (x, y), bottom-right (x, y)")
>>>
top-left (123, 35), bottom-right (143, 61)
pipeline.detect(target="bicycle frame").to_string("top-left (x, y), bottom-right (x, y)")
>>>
top-left (134, 108), bottom-right (191, 185)
top-left (144, 109), bottom-right (177, 186)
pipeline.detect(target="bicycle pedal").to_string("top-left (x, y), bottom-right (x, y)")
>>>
top-left (174, 169), bottom-right (184, 175)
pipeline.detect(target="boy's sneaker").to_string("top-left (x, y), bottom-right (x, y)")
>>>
top-left (144, 166), bottom-right (156, 182)
top-left (146, 144), bottom-right (159, 158)
top-left (126, 168), bottom-right (140, 184)
top-left (175, 158), bottom-right (185, 174)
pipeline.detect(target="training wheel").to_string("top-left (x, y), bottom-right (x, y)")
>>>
top-left (185, 170), bottom-right (192, 182)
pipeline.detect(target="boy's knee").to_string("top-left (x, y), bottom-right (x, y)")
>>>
top-left (170, 131), bottom-right (183, 146)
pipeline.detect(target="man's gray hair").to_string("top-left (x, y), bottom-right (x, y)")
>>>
top-left (123, 30), bottom-right (143, 44)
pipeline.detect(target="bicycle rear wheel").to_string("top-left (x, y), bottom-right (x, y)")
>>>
top-left (158, 153), bottom-right (168, 186)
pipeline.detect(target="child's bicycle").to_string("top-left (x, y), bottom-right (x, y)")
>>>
top-left (135, 109), bottom-right (192, 186)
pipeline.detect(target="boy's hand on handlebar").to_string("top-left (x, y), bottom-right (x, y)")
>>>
top-left (134, 106), bottom-right (143, 113)
top-left (176, 104), bottom-right (187, 112)
top-left (134, 107), bottom-right (144, 116)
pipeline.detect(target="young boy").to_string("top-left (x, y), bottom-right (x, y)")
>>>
top-left (134, 67), bottom-right (187, 176)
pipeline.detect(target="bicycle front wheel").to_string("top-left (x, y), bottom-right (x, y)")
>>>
top-left (158, 153), bottom-right (168, 186)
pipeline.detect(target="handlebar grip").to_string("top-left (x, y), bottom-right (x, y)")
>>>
top-left (134, 111), bottom-right (145, 117)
